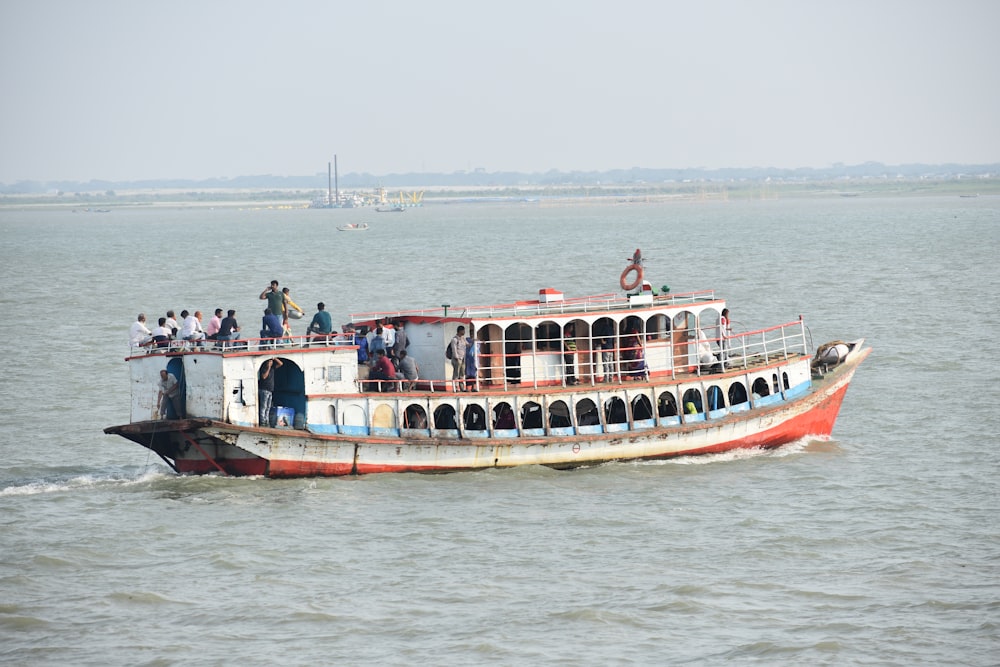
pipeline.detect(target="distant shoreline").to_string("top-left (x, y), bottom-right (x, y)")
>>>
top-left (1, 178), bottom-right (997, 210)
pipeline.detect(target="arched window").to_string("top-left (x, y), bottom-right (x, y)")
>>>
top-left (645, 313), bottom-right (669, 340)
top-left (672, 311), bottom-right (696, 369)
top-left (728, 382), bottom-right (749, 406)
top-left (433, 404), bottom-right (457, 430)
top-left (373, 404), bottom-right (397, 428)
top-left (699, 309), bottom-right (721, 344)
top-left (463, 404), bottom-right (487, 431)
top-left (752, 377), bottom-right (770, 397)
top-left (657, 391), bottom-right (678, 417)
top-left (403, 404), bottom-right (427, 429)
top-left (504, 322), bottom-right (532, 384)
top-left (672, 311), bottom-right (695, 334)
top-left (782, 372), bottom-right (790, 390)
top-left (706, 385), bottom-right (725, 411)
top-left (632, 394), bottom-right (654, 421)
top-left (478, 323), bottom-right (504, 387)
top-left (575, 398), bottom-right (600, 426)
top-left (682, 388), bottom-right (703, 414)
top-left (621, 315), bottom-right (644, 336)
top-left (493, 402), bottom-right (516, 430)
top-left (592, 317), bottom-right (617, 381)
top-left (548, 400), bottom-right (572, 428)
top-left (534, 320), bottom-right (560, 352)
top-left (604, 396), bottom-right (628, 424)
top-left (521, 401), bottom-right (543, 429)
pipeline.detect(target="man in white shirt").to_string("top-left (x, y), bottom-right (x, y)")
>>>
top-left (165, 310), bottom-right (179, 338)
top-left (151, 317), bottom-right (173, 348)
top-left (157, 369), bottom-right (184, 419)
top-left (129, 313), bottom-right (152, 347)
top-left (181, 310), bottom-right (207, 343)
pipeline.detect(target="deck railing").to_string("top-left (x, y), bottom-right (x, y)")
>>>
top-left (467, 318), bottom-right (809, 392)
top-left (349, 289), bottom-right (719, 323)
top-left (127, 318), bottom-right (809, 394)
top-left (127, 332), bottom-right (355, 356)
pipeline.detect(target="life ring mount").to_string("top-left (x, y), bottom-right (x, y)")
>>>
top-left (620, 263), bottom-right (643, 291)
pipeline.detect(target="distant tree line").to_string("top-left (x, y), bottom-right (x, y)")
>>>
top-left (1, 162), bottom-right (997, 194)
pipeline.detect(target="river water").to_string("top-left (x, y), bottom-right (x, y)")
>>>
top-left (1, 196), bottom-right (998, 665)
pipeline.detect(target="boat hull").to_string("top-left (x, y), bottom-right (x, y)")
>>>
top-left (106, 349), bottom-right (868, 477)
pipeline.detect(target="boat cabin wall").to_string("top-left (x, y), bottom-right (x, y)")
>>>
top-left (234, 348), bottom-right (359, 428)
top-left (128, 347), bottom-right (360, 426)
top-left (404, 321), bottom-right (463, 381)
top-left (128, 353), bottom-right (226, 422)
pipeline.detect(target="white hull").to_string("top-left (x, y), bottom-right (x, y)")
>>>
top-left (110, 348), bottom-right (867, 477)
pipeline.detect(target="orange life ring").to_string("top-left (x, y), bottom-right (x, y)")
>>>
top-left (620, 263), bottom-right (643, 291)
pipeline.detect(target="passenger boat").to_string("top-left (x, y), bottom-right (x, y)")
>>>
top-left (336, 223), bottom-right (369, 231)
top-left (105, 254), bottom-right (870, 477)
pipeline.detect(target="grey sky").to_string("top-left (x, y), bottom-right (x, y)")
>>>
top-left (2, 0), bottom-right (997, 183)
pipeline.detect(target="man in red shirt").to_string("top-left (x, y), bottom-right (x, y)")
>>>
top-left (369, 349), bottom-right (398, 392)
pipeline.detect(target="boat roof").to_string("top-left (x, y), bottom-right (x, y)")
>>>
top-left (350, 288), bottom-right (721, 325)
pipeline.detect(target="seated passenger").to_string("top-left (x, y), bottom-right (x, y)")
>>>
top-left (697, 329), bottom-right (721, 373)
top-left (151, 317), bottom-right (172, 348)
top-left (217, 310), bottom-right (241, 347)
top-left (260, 308), bottom-right (283, 340)
top-left (129, 313), bottom-right (152, 347)
top-left (307, 302), bottom-right (333, 344)
top-left (369, 349), bottom-right (398, 392)
top-left (180, 310), bottom-right (207, 344)
top-left (396, 349), bottom-right (419, 390)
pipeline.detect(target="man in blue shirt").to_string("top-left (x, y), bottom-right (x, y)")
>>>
top-left (260, 308), bottom-right (283, 341)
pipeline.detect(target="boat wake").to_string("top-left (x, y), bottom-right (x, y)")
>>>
top-left (0, 467), bottom-right (171, 496)
top-left (638, 436), bottom-right (831, 467)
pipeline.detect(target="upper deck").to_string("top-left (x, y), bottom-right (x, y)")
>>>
top-left (349, 289), bottom-right (720, 324)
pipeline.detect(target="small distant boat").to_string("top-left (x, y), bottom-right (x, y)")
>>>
top-left (959, 194), bottom-right (979, 198)
top-left (376, 205), bottom-right (405, 213)
top-left (337, 223), bottom-right (369, 232)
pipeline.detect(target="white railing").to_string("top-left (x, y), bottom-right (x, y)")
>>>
top-left (349, 290), bottom-right (719, 323)
top-left (127, 332), bottom-right (356, 356)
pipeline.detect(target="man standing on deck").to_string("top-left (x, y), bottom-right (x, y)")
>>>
top-left (157, 369), bottom-right (184, 419)
top-left (259, 358), bottom-right (282, 426)
top-left (260, 281), bottom-right (286, 320)
top-left (449, 326), bottom-right (468, 391)
top-left (563, 324), bottom-right (579, 385)
top-left (391, 320), bottom-right (408, 361)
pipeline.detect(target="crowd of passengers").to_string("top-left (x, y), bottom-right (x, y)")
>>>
top-left (127, 281), bottom-right (338, 350)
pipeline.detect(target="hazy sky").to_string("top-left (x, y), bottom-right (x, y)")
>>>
top-left (2, 0), bottom-right (998, 182)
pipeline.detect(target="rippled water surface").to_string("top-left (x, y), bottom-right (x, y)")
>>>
top-left (1, 197), bottom-right (998, 665)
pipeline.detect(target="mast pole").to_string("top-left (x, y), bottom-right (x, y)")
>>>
top-left (334, 154), bottom-right (340, 207)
